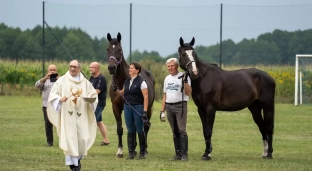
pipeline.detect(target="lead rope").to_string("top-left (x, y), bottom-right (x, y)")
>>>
top-left (180, 71), bottom-right (188, 118)
top-left (111, 77), bottom-right (151, 127)
top-left (181, 74), bottom-right (185, 118)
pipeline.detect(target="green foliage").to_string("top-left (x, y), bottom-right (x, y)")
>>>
top-left (129, 50), bottom-right (166, 63)
top-left (301, 71), bottom-right (312, 102)
top-left (2, 59), bottom-right (312, 104)
top-left (0, 59), bottom-right (41, 86)
top-left (1, 22), bottom-right (312, 65)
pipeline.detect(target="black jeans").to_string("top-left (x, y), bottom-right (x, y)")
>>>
top-left (42, 107), bottom-right (53, 145)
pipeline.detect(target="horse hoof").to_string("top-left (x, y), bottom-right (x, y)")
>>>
top-left (116, 154), bottom-right (123, 158)
top-left (201, 153), bottom-right (211, 160)
top-left (262, 156), bottom-right (273, 159)
top-left (201, 156), bottom-right (211, 160)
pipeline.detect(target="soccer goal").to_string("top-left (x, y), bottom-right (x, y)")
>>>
top-left (294, 54), bottom-right (312, 106)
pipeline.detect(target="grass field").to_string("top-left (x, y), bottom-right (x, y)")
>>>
top-left (0, 96), bottom-right (311, 171)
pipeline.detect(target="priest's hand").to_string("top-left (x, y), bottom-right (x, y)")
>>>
top-left (60, 96), bottom-right (68, 102)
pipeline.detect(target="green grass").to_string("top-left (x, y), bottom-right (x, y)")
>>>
top-left (0, 96), bottom-right (311, 171)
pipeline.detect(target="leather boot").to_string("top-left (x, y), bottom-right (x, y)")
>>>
top-left (180, 136), bottom-right (188, 161)
top-left (126, 133), bottom-right (135, 160)
top-left (137, 132), bottom-right (146, 159)
top-left (170, 137), bottom-right (182, 160)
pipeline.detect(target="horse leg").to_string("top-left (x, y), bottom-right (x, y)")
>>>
top-left (113, 107), bottom-right (124, 158)
top-left (198, 106), bottom-right (216, 160)
top-left (248, 101), bottom-right (268, 158)
top-left (263, 102), bottom-right (274, 159)
top-left (143, 107), bottom-right (152, 154)
top-left (143, 124), bottom-right (149, 154)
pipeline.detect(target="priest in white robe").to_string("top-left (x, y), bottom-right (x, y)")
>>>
top-left (47, 60), bottom-right (98, 171)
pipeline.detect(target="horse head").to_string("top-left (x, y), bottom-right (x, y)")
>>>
top-left (178, 37), bottom-right (198, 79)
top-left (107, 32), bottom-right (124, 75)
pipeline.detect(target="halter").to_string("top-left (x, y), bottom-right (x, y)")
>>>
top-left (185, 60), bottom-right (195, 69)
top-left (108, 55), bottom-right (123, 65)
top-left (181, 49), bottom-right (196, 70)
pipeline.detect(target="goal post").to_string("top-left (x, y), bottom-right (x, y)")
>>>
top-left (294, 54), bottom-right (312, 106)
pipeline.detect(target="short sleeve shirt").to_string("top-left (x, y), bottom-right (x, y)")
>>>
top-left (90, 74), bottom-right (107, 106)
top-left (163, 72), bottom-right (191, 103)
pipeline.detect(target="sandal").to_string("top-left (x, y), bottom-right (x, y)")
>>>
top-left (100, 142), bottom-right (110, 146)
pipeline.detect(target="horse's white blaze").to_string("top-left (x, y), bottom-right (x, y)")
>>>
top-left (186, 50), bottom-right (198, 75)
top-left (113, 45), bottom-right (115, 48)
top-left (262, 140), bottom-right (268, 157)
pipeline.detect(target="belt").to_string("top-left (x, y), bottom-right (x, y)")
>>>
top-left (166, 101), bottom-right (186, 105)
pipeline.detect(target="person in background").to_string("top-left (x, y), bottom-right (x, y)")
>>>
top-left (115, 62), bottom-right (149, 160)
top-left (47, 60), bottom-right (98, 171)
top-left (89, 62), bottom-right (110, 146)
top-left (160, 58), bottom-right (192, 161)
top-left (35, 64), bottom-right (59, 147)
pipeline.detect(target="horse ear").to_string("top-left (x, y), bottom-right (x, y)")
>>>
top-left (117, 32), bottom-right (122, 42)
top-left (190, 37), bottom-right (195, 46)
top-left (180, 37), bottom-right (184, 46)
top-left (107, 33), bottom-right (112, 41)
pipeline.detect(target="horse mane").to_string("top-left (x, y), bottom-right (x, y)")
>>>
top-left (178, 43), bottom-right (219, 68)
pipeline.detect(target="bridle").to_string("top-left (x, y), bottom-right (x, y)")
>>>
top-left (108, 55), bottom-right (123, 65)
top-left (180, 49), bottom-right (196, 70)
top-left (185, 60), bottom-right (195, 70)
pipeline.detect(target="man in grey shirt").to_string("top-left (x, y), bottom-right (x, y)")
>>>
top-left (35, 64), bottom-right (59, 147)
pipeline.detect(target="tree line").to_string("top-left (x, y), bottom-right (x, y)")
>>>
top-left (1, 22), bottom-right (312, 65)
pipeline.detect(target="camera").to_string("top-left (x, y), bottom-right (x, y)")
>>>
top-left (50, 73), bottom-right (58, 82)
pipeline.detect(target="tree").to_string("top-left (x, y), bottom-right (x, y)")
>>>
top-left (93, 36), bottom-right (108, 62)
top-left (232, 38), bottom-right (281, 65)
top-left (129, 50), bottom-right (164, 63)
top-left (1, 26), bottom-right (21, 58)
top-left (288, 29), bottom-right (312, 64)
top-left (55, 31), bottom-right (95, 61)
top-left (258, 29), bottom-right (293, 64)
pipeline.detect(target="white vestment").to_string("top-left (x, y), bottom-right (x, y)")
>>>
top-left (47, 71), bottom-right (98, 157)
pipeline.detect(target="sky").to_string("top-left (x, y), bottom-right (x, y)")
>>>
top-left (1, 0), bottom-right (312, 58)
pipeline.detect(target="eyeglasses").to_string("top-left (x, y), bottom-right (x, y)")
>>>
top-left (69, 65), bottom-right (79, 69)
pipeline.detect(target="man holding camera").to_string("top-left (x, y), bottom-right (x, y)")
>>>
top-left (35, 64), bottom-right (59, 147)
top-left (160, 58), bottom-right (191, 161)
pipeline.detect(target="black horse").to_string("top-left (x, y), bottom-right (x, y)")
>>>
top-left (107, 32), bottom-right (155, 157)
top-left (178, 37), bottom-right (275, 160)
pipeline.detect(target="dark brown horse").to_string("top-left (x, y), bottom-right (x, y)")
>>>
top-left (107, 32), bottom-right (155, 157)
top-left (178, 37), bottom-right (275, 160)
